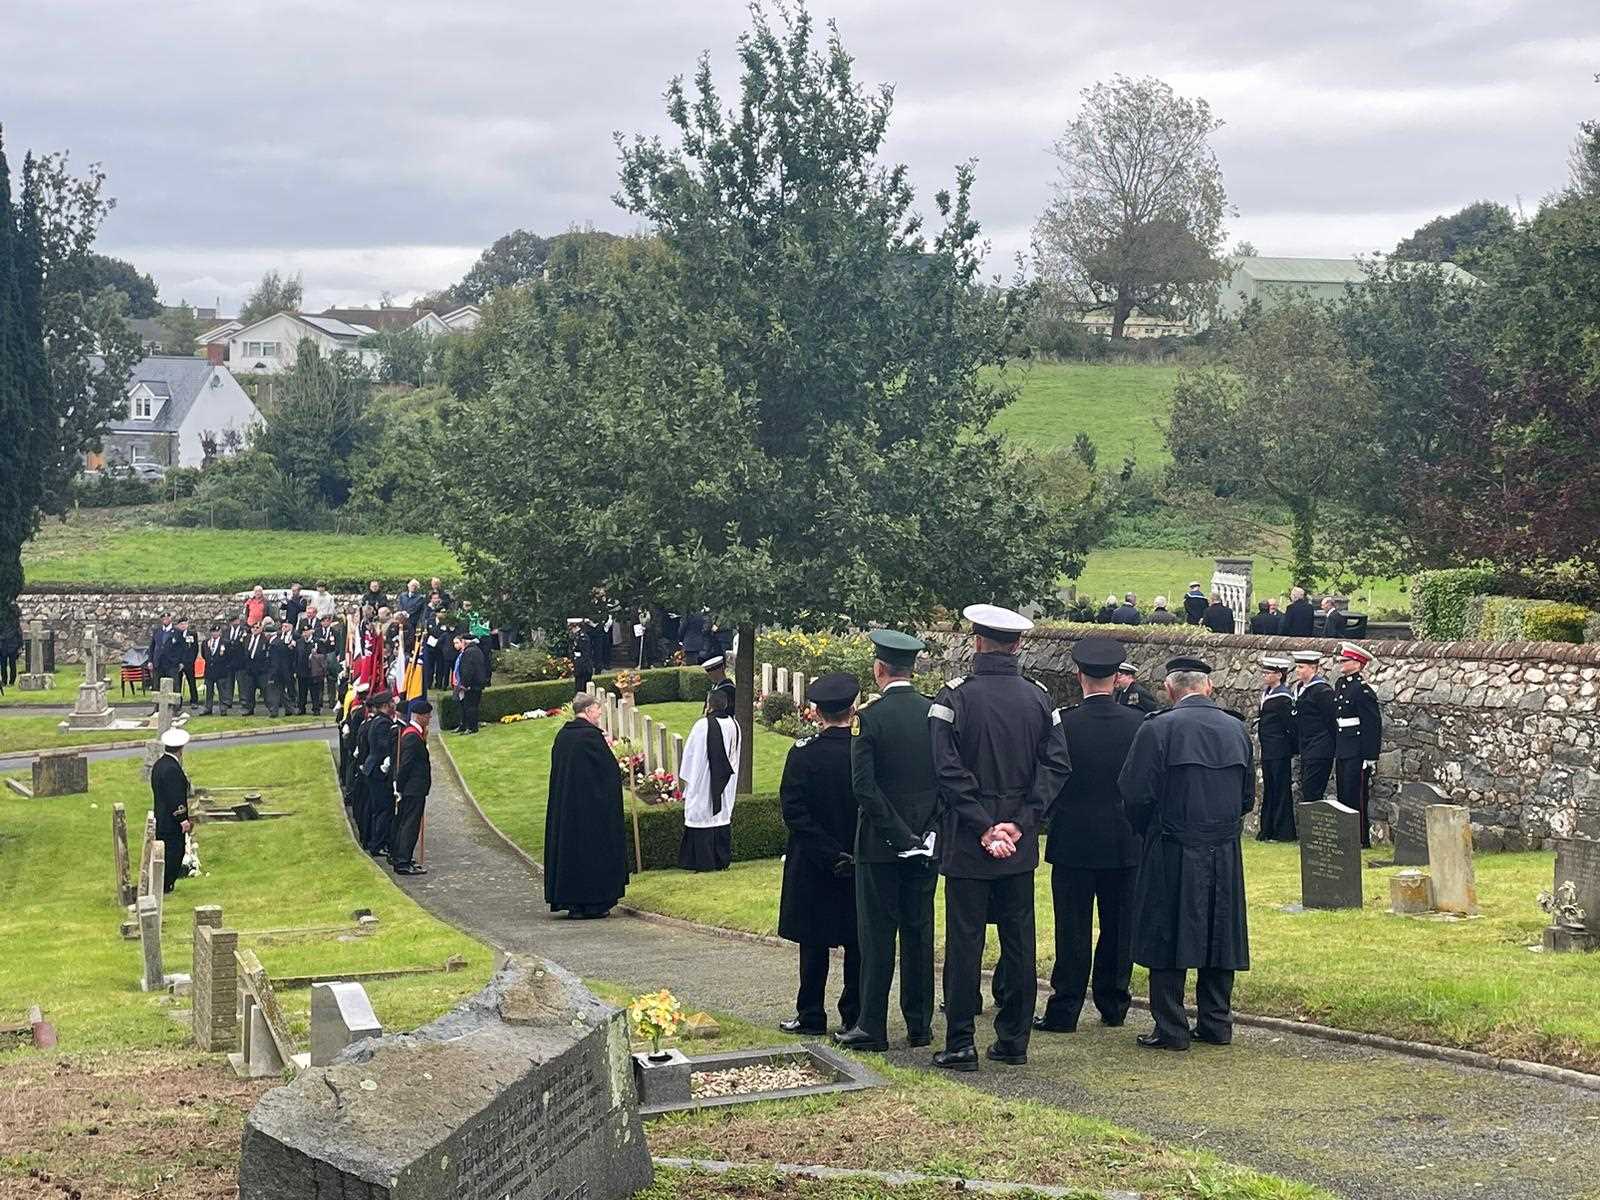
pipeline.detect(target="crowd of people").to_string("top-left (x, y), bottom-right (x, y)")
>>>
top-left (1092, 583), bottom-right (1364, 638)
top-left (541, 605), bottom-right (1386, 1067)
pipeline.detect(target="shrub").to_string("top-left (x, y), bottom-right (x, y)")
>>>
top-left (1410, 568), bottom-right (1499, 639)
top-left (633, 792), bottom-right (787, 870)
top-left (1462, 596), bottom-right (1592, 643)
top-left (72, 472), bottom-right (159, 508)
top-left (1587, 613), bottom-right (1600, 645)
top-left (436, 666), bottom-right (700, 726)
top-left (757, 630), bottom-right (879, 695)
top-left (758, 692), bottom-right (797, 725)
top-left (1524, 602), bottom-right (1591, 644)
top-left (495, 647), bottom-right (567, 683)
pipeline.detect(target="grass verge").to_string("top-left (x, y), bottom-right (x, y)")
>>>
top-left (0, 713), bottom-right (324, 756)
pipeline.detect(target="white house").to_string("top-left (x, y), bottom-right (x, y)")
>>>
top-left (225, 312), bottom-right (378, 374)
top-left (94, 356), bottom-right (261, 469)
top-left (1216, 256), bottom-right (1481, 321)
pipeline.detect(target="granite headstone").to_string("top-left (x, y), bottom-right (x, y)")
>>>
top-left (1391, 782), bottom-right (1444, 867)
top-left (1553, 839), bottom-right (1600, 932)
top-left (1298, 799), bottom-right (1363, 910)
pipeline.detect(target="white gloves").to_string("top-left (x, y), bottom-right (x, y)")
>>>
top-left (897, 831), bottom-right (937, 859)
top-left (1362, 760), bottom-right (1376, 771)
top-left (381, 756), bottom-right (391, 773)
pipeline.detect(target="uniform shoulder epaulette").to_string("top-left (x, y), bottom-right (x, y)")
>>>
top-left (946, 676), bottom-right (966, 689)
top-left (1026, 676), bottom-right (1050, 694)
top-left (794, 735), bottom-right (814, 748)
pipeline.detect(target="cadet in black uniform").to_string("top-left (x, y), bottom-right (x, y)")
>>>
top-left (360, 691), bottom-right (398, 855)
top-left (1037, 637), bottom-right (1144, 1033)
top-left (702, 654), bottom-right (736, 712)
top-left (1333, 642), bottom-right (1383, 848)
top-left (1113, 661), bottom-right (1163, 715)
top-left (1255, 656), bottom-right (1297, 841)
top-left (391, 698), bottom-right (432, 874)
top-left (777, 673), bottom-right (862, 1036)
top-left (338, 681), bottom-right (370, 803)
top-left (1291, 649), bottom-right (1337, 805)
top-left (150, 727), bottom-right (192, 893)
top-left (929, 604), bottom-right (1073, 1071)
top-left (1118, 656), bottom-right (1253, 1051)
top-left (836, 631), bottom-right (938, 1054)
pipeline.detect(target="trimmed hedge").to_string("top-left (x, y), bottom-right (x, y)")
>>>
top-left (1411, 568), bottom-right (1499, 639)
top-left (437, 666), bottom-right (704, 726)
top-left (1464, 596), bottom-right (1592, 644)
top-left (1526, 603), bottom-right (1592, 644)
top-left (633, 792), bottom-right (788, 871)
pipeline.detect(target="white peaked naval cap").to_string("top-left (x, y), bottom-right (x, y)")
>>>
top-left (962, 604), bottom-right (1034, 635)
top-left (160, 727), bottom-right (191, 748)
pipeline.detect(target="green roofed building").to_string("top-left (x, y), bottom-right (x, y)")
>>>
top-left (1217, 255), bottom-right (1480, 321)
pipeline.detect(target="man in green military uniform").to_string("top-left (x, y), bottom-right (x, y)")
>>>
top-left (835, 630), bottom-right (939, 1053)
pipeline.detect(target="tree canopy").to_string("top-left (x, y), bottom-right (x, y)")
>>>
top-left (1392, 200), bottom-right (1516, 274)
top-left (81, 251), bottom-right (161, 316)
top-left (1033, 75), bottom-right (1230, 338)
top-left (238, 269), bottom-right (304, 324)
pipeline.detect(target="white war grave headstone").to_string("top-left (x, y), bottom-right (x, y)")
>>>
top-left (64, 626), bottom-right (115, 730)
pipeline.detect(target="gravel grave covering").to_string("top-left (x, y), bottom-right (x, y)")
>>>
top-left (691, 1060), bottom-right (832, 1099)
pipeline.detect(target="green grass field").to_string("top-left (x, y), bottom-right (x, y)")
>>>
top-left (0, 713), bottom-right (323, 755)
top-left (989, 360), bottom-right (1179, 462)
top-left (1069, 548), bottom-right (1413, 616)
top-left (0, 741), bottom-right (491, 1057)
top-left (0, 664), bottom-right (85, 706)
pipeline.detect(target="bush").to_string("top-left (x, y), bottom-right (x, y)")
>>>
top-left (72, 472), bottom-right (159, 508)
top-left (436, 667), bottom-right (700, 726)
top-left (494, 647), bottom-right (568, 683)
top-left (1525, 603), bottom-right (1591, 643)
top-left (633, 792), bottom-right (788, 870)
top-left (1410, 568), bottom-right (1500, 639)
top-left (1462, 596), bottom-right (1592, 643)
top-left (758, 630), bottom-right (879, 695)
top-left (758, 692), bottom-right (797, 725)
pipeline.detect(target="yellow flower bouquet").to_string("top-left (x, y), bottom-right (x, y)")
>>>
top-left (627, 988), bottom-right (685, 1057)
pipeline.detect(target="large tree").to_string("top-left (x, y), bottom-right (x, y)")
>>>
top-left (1165, 300), bottom-right (1377, 588)
top-left (238, 269), bottom-right (304, 324)
top-left (1393, 200), bottom-right (1516, 274)
top-left (1033, 74), bottom-right (1230, 339)
top-left (81, 251), bottom-right (161, 317)
top-left (251, 341), bottom-right (373, 506)
top-left (448, 229), bottom-right (551, 303)
top-left (159, 299), bottom-right (204, 355)
top-left (436, 8), bottom-right (1089, 788)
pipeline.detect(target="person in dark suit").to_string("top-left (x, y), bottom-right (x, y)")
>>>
top-left (454, 634), bottom-right (487, 734)
top-left (220, 614), bottom-right (250, 713)
top-left (1255, 656), bottom-right (1298, 840)
top-left (360, 691), bottom-right (398, 854)
top-left (237, 624), bottom-right (271, 716)
top-left (267, 623), bottom-right (297, 717)
top-left (1320, 597), bottom-right (1350, 639)
top-left (173, 618), bottom-right (199, 706)
top-left (200, 626), bottom-right (228, 715)
top-left (836, 631), bottom-right (938, 1054)
top-left (1202, 593), bottom-right (1236, 634)
top-left (1291, 649), bottom-right (1337, 804)
top-left (1113, 662), bottom-right (1163, 715)
top-left (568, 618), bottom-right (594, 695)
top-left (1182, 583), bottom-right (1208, 625)
top-left (282, 584), bottom-right (308, 630)
top-left (1281, 587), bottom-right (1315, 637)
top-left (390, 698), bottom-right (432, 874)
top-left (1037, 637), bottom-right (1145, 1033)
top-left (777, 674), bottom-right (863, 1037)
top-left (1146, 596), bottom-right (1180, 625)
top-left (148, 612), bottom-right (179, 692)
top-left (1110, 593), bottom-right (1142, 625)
top-left (150, 727), bottom-right (192, 893)
top-left (1118, 655), bottom-right (1253, 1051)
top-left (1250, 601), bottom-right (1282, 635)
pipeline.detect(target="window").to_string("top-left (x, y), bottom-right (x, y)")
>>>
top-left (261, 341), bottom-right (280, 357)
top-left (131, 390), bottom-right (154, 420)
top-left (244, 340), bottom-right (281, 359)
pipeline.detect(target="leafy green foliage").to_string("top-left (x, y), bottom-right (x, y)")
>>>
top-left (250, 341), bottom-right (374, 507)
top-left (435, 667), bottom-right (701, 727)
top-left (238, 268), bottom-right (303, 325)
top-left (1463, 595), bottom-right (1592, 644)
top-left (634, 791), bottom-right (787, 869)
top-left (158, 300), bottom-right (205, 355)
top-left (80, 251), bottom-right (161, 316)
top-left (1392, 201), bottom-right (1516, 273)
top-left (1409, 567), bottom-right (1500, 639)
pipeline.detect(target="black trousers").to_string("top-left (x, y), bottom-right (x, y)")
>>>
top-left (1043, 863), bottom-right (1136, 1029)
top-left (237, 670), bottom-right (262, 714)
top-left (1336, 757), bottom-right (1372, 847)
top-left (352, 771), bottom-right (372, 841)
top-left (1299, 755), bottom-right (1334, 806)
top-left (461, 687), bottom-right (483, 732)
top-left (1147, 966), bottom-right (1235, 1047)
top-left (943, 872), bottom-right (1035, 1053)
top-left (177, 664), bottom-right (198, 704)
top-left (298, 674), bottom-right (321, 713)
top-left (1, 649), bottom-right (16, 686)
top-left (365, 775), bottom-right (393, 851)
top-left (204, 671), bottom-right (232, 714)
top-left (575, 665), bottom-right (593, 695)
top-left (1257, 757), bottom-right (1297, 840)
top-left (390, 790), bottom-right (426, 867)
top-left (162, 832), bottom-right (185, 893)
top-left (855, 857), bottom-right (937, 1041)
top-left (265, 678), bottom-right (286, 717)
top-left (796, 941), bottom-right (861, 1031)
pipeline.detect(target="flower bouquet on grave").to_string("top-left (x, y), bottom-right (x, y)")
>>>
top-left (613, 669), bottom-right (642, 700)
top-left (635, 769), bottom-right (682, 805)
top-left (627, 988), bottom-right (685, 1059)
top-left (615, 749), bottom-right (645, 785)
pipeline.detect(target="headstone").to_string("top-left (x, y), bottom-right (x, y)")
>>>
top-left (1298, 799), bottom-right (1363, 909)
top-left (18, 619), bottom-right (53, 691)
top-left (309, 981), bottom-right (383, 1066)
top-left (138, 895), bottom-right (164, 992)
top-left (231, 949), bottom-right (299, 1078)
top-left (32, 751), bottom-right (88, 797)
top-left (149, 840), bottom-right (167, 927)
top-left (619, 697), bottom-right (633, 743)
top-left (776, 667), bottom-right (790, 696)
top-left (671, 733), bottom-right (684, 780)
top-left (762, 662), bottom-right (775, 697)
top-left (112, 803), bottom-right (135, 907)
top-left (193, 920), bottom-right (239, 1052)
top-left (1391, 782), bottom-right (1443, 866)
top-left (138, 814), bottom-right (156, 899)
top-left (792, 671), bottom-right (806, 709)
top-left (1552, 840), bottom-right (1600, 933)
top-left (64, 627), bottom-right (115, 729)
top-left (656, 725), bottom-right (672, 780)
top-left (238, 956), bottom-right (653, 1200)
top-left (1426, 804), bottom-right (1478, 915)
top-left (641, 715), bottom-right (656, 772)
top-left (154, 678), bottom-right (181, 735)
top-left (1389, 870), bottom-right (1434, 914)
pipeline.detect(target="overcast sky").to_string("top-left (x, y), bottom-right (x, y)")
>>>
top-left (3, 0), bottom-right (1594, 312)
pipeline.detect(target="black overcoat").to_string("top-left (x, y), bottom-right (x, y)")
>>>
top-left (850, 684), bottom-right (937, 863)
top-left (544, 719), bottom-right (628, 910)
top-left (778, 726), bottom-right (858, 947)
top-left (1118, 695), bottom-right (1253, 971)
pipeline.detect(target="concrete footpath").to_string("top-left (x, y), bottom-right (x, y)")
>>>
top-left (388, 734), bottom-right (1600, 1200)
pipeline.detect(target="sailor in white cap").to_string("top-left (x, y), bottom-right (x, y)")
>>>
top-left (1255, 656), bottom-right (1297, 841)
top-left (927, 604), bottom-right (1071, 1072)
top-left (701, 654), bottom-right (735, 712)
top-left (152, 727), bottom-right (193, 894)
top-left (1333, 643), bottom-right (1382, 847)
top-left (1290, 649), bottom-right (1337, 805)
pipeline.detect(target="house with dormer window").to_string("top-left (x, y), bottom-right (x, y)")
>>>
top-left (91, 355), bottom-right (261, 469)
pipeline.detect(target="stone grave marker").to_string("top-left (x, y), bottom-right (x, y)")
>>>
top-left (618, 696), bottom-right (633, 743)
top-left (671, 733), bottom-right (684, 780)
top-left (1548, 840), bottom-right (1600, 950)
top-left (309, 981), bottom-right (383, 1066)
top-left (231, 949), bottom-right (301, 1078)
top-left (193, 914), bottom-right (239, 1052)
top-left (1389, 869), bottom-right (1434, 914)
top-left (238, 955), bottom-right (652, 1200)
top-left (112, 803), bottom-right (134, 907)
top-left (64, 627), bottom-right (114, 730)
top-left (1426, 804), bottom-right (1478, 915)
top-left (1298, 799), bottom-right (1363, 909)
top-left (792, 671), bottom-right (807, 709)
top-left (138, 813), bottom-right (156, 899)
top-left (138, 891), bottom-right (165, 992)
top-left (656, 724), bottom-right (671, 779)
top-left (32, 750), bottom-right (88, 797)
top-left (1391, 782), bottom-right (1443, 866)
top-left (762, 662), bottom-right (775, 697)
top-left (154, 678), bottom-right (181, 735)
top-left (776, 667), bottom-right (790, 697)
top-left (19, 618), bottom-right (53, 691)
top-left (641, 715), bottom-right (657, 772)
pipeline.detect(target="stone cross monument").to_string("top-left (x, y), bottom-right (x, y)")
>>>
top-left (19, 619), bottom-right (53, 691)
top-left (65, 626), bottom-right (115, 730)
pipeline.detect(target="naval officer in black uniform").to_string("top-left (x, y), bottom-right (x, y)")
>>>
top-left (1037, 637), bottom-right (1145, 1033)
top-left (1118, 655), bottom-right (1253, 1051)
top-left (150, 727), bottom-right (193, 893)
top-left (777, 673), bottom-right (863, 1036)
top-left (929, 604), bottom-right (1073, 1071)
top-left (836, 630), bottom-right (938, 1054)
top-left (1291, 649), bottom-right (1337, 804)
top-left (1333, 642), bottom-right (1383, 848)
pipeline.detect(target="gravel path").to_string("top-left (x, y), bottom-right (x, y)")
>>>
top-left (391, 733), bottom-right (1600, 1200)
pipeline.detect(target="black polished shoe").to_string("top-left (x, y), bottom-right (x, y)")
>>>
top-left (1136, 1032), bottom-right (1190, 1051)
top-left (778, 1018), bottom-right (828, 1036)
top-left (1192, 1029), bottom-right (1232, 1046)
top-left (985, 1044), bottom-right (1028, 1066)
top-left (832, 1028), bottom-right (888, 1052)
top-left (1032, 1016), bottom-right (1077, 1034)
top-left (931, 1046), bottom-right (978, 1072)
top-left (905, 1029), bottom-right (933, 1048)
top-left (1099, 1014), bottom-right (1127, 1028)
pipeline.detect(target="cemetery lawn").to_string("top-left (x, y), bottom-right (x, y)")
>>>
top-left (21, 503), bottom-right (455, 590)
top-left (0, 713), bottom-right (323, 755)
top-left (989, 360), bottom-right (1179, 462)
top-left (0, 664), bottom-right (86, 706)
top-left (624, 845), bottom-right (1600, 1072)
top-left (622, 992), bottom-right (1328, 1200)
top-left (1070, 547), bottom-right (1412, 615)
top-left (0, 741), bottom-right (493, 1059)
top-left (447, 701), bottom-right (794, 862)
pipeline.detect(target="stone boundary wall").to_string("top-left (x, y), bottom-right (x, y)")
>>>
top-left (928, 624), bottom-right (1600, 850)
top-left (19, 592), bottom-right (362, 662)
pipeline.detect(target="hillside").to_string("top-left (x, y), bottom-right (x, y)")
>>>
top-left (990, 360), bottom-right (1179, 463)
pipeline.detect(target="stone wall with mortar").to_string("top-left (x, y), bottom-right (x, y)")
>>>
top-left (18, 591), bottom-right (362, 663)
top-left (928, 624), bottom-right (1600, 851)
